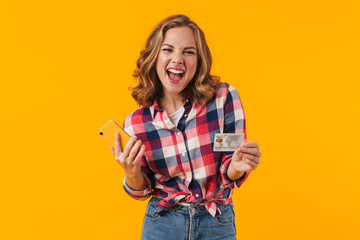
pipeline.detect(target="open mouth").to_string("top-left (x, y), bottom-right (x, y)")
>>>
top-left (167, 68), bottom-right (185, 82)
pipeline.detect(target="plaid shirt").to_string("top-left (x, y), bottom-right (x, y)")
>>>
top-left (123, 83), bottom-right (250, 217)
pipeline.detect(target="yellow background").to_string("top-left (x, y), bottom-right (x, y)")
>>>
top-left (1, 0), bottom-right (359, 239)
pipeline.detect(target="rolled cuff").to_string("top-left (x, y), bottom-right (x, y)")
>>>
top-left (123, 174), bottom-right (152, 200)
top-left (220, 157), bottom-right (250, 188)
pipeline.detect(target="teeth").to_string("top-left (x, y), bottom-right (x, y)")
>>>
top-left (168, 69), bottom-right (184, 74)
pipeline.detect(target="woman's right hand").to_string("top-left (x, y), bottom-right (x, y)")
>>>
top-left (109, 132), bottom-right (146, 184)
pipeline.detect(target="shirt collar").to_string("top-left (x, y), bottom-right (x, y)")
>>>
top-left (149, 95), bottom-right (193, 119)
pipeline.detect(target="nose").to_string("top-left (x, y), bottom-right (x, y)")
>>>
top-left (171, 51), bottom-right (183, 65)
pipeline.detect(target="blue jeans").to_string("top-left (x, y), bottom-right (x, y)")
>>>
top-left (141, 197), bottom-right (236, 240)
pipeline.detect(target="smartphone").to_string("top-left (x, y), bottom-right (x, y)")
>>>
top-left (98, 120), bottom-right (131, 150)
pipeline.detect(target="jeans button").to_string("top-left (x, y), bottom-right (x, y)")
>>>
top-left (191, 208), bottom-right (196, 213)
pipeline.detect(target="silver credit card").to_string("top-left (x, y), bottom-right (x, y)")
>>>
top-left (213, 133), bottom-right (245, 152)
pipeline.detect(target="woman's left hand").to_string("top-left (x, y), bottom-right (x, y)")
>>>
top-left (231, 142), bottom-right (261, 172)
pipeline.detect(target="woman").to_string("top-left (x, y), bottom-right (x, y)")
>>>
top-left (110, 15), bottom-right (261, 240)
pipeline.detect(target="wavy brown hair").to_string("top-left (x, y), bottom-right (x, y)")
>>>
top-left (131, 14), bottom-right (220, 107)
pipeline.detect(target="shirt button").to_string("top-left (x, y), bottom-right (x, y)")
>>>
top-left (182, 152), bottom-right (186, 157)
top-left (195, 194), bottom-right (199, 197)
top-left (184, 114), bottom-right (188, 118)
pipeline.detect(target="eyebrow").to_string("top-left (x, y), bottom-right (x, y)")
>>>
top-left (161, 44), bottom-right (197, 51)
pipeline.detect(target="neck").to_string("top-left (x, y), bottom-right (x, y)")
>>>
top-left (158, 93), bottom-right (184, 115)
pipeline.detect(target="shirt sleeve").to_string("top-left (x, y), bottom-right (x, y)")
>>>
top-left (219, 84), bottom-right (251, 188)
top-left (123, 173), bottom-right (153, 200)
top-left (121, 115), bottom-right (153, 200)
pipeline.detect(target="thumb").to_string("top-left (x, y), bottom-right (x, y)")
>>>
top-left (232, 150), bottom-right (243, 161)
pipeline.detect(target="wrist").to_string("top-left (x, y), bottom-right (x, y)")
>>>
top-left (124, 171), bottom-right (142, 180)
top-left (228, 161), bottom-right (245, 181)
top-left (125, 173), bottom-right (146, 191)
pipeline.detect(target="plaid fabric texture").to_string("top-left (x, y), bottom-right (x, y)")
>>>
top-left (123, 83), bottom-right (250, 217)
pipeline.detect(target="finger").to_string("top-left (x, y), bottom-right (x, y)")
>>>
top-left (241, 142), bottom-right (259, 148)
top-left (240, 147), bottom-right (262, 157)
top-left (127, 139), bottom-right (142, 163)
top-left (109, 145), bottom-right (115, 156)
top-left (241, 153), bottom-right (260, 164)
top-left (133, 145), bottom-right (145, 166)
top-left (243, 158), bottom-right (258, 169)
top-left (247, 155), bottom-right (260, 165)
top-left (115, 132), bottom-right (122, 156)
top-left (122, 135), bottom-right (137, 158)
top-left (234, 150), bottom-right (244, 159)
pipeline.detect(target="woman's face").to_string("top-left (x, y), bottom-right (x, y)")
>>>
top-left (156, 26), bottom-right (198, 98)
